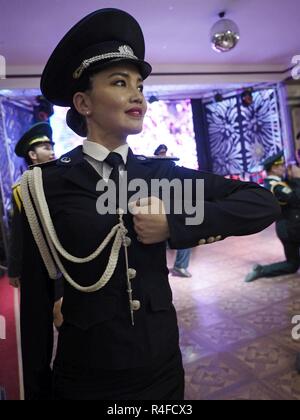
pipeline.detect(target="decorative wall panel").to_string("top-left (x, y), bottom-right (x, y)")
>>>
top-left (205, 89), bottom-right (283, 176)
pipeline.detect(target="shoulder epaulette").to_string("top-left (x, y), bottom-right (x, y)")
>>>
top-left (270, 180), bottom-right (291, 193)
top-left (12, 183), bottom-right (22, 212)
top-left (269, 180), bottom-right (291, 206)
top-left (12, 180), bottom-right (20, 190)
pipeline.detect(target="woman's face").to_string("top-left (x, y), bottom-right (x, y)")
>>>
top-left (28, 143), bottom-right (55, 164)
top-left (84, 63), bottom-right (147, 140)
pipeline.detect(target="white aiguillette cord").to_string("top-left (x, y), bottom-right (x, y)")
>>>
top-left (20, 167), bottom-right (135, 325)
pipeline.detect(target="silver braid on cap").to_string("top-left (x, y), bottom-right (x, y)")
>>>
top-left (73, 45), bottom-right (138, 79)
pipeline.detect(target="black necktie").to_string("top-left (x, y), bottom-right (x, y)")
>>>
top-left (105, 152), bottom-right (123, 207)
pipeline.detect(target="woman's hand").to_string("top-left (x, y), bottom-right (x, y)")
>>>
top-left (129, 197), bottom-right (170, 244)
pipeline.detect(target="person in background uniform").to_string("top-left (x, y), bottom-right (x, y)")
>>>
top-left (7, 123), bottom-right (63, 328)
top-left (154, 145), bottom-right (192, 277)
top-left (245, 151), bottom-right (300, 282)
top-left (19, 8), bottom-right (280, 400)
top-left (245, 151), bottom-right (300, 375)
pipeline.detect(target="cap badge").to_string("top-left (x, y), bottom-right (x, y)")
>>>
top-left (118, 45), bottom-right (135, 57)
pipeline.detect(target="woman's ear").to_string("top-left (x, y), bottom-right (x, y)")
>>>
top-left (73, 92), bottom-right (91, 117)
top-left (28, 150), bottom-right (37, 163)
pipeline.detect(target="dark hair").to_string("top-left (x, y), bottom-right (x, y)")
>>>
top-left (66, 107), bottom-right (88, 137)
top-left (66, 70), bottom-right (97, 137)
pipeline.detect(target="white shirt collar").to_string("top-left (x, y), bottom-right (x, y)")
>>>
top-left (82, 140), bottom-right (129, 165)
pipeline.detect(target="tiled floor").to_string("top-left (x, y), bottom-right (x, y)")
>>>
top-left (168, 224), bottom-right (300, 400)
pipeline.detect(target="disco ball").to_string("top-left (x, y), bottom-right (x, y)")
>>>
top-left (210, 18), bottom-right (240, 53)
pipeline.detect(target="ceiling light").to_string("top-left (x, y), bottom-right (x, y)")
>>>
top-left (210, 11), bottom-right (240, 53)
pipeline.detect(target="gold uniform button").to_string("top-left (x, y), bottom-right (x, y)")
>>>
top-left (131, 300), bottom-right (141, 311)
top-left (216, 235), bottom-right (222, 241)
top-left (207, 237), bottom-right (216, 244)
top-left (198, 239), bottom-right (206, 245)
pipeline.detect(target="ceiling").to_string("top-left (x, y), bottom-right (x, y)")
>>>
top-left (0, 0), bottom-right (299, 97)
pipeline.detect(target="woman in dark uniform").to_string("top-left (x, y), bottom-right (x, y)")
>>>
top-left (19, 8), bottom-right (280, 400)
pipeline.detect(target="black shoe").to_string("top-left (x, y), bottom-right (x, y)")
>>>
top-left (245, 264), bottom-right (263, 283)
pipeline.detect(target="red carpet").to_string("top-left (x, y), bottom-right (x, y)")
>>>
top-left (0, 276), bottom-right (22, 400)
